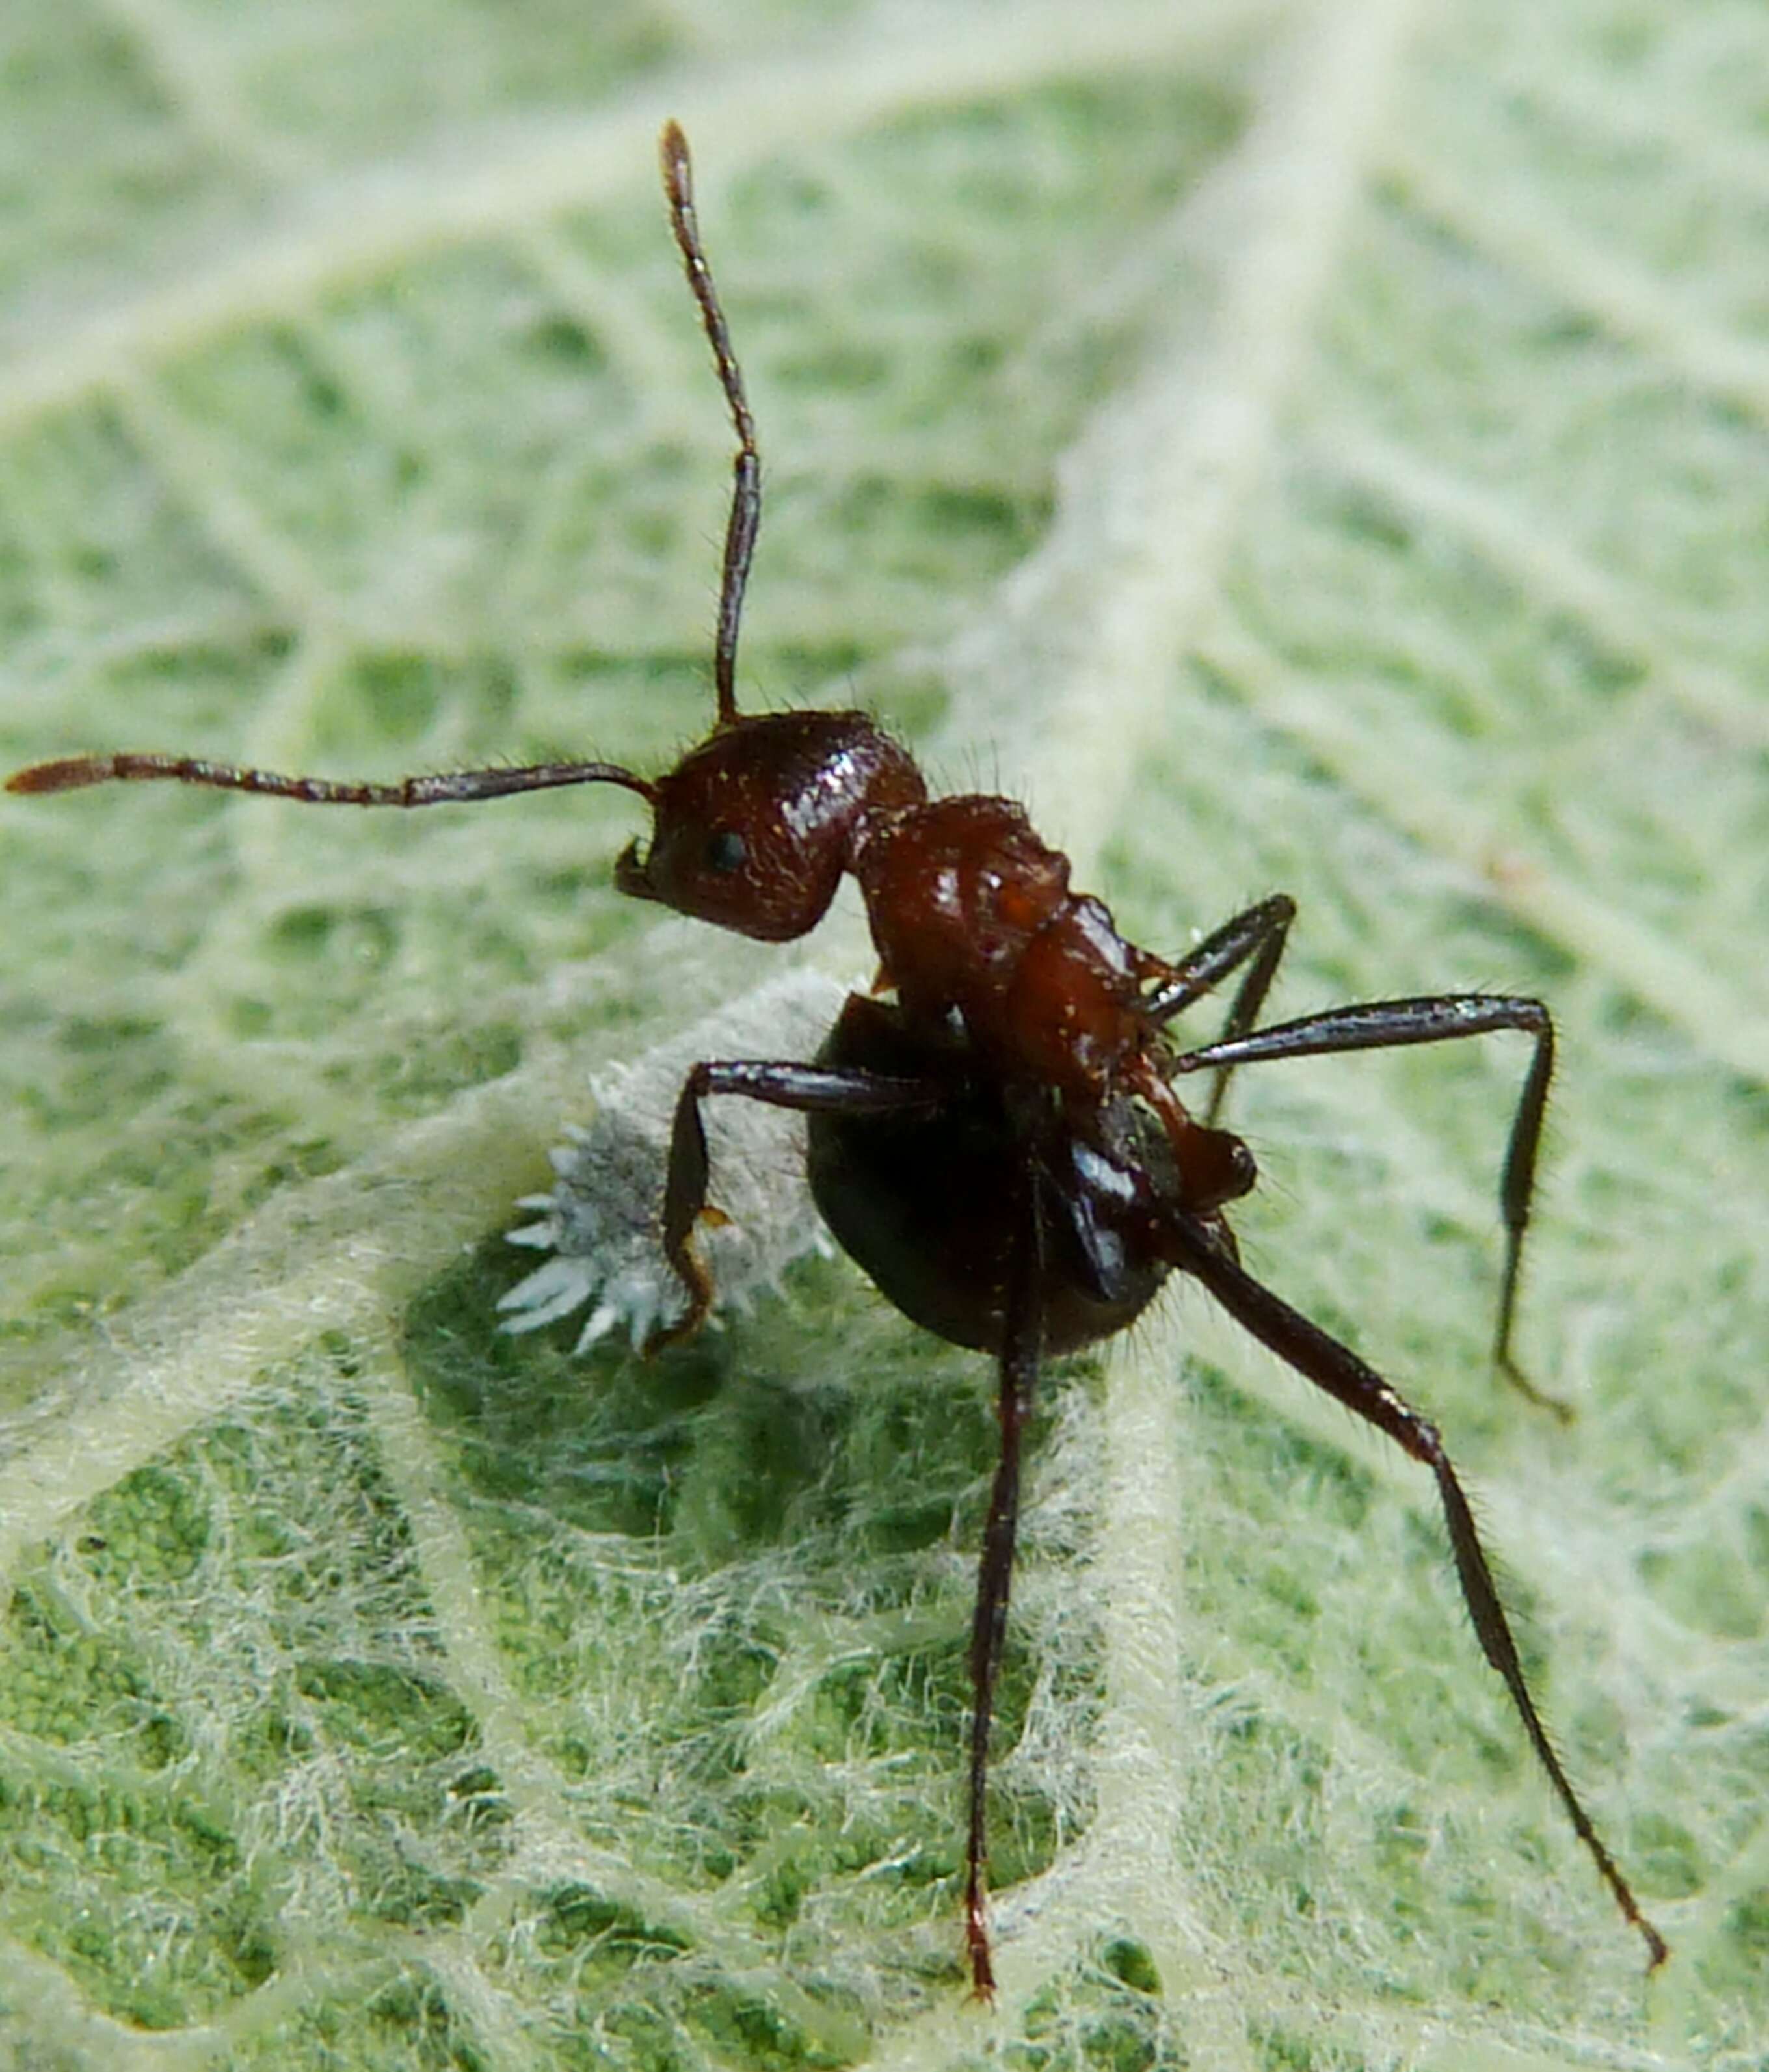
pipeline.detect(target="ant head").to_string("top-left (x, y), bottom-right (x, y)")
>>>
top-left (615, 709), bottom-right (925, 942)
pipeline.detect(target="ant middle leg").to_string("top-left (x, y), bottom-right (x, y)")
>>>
top-left (1142, 894), bottom-right (1296, 1126)
top-left (1160, 1207), bottom-right (1666, 1969)
top-left (650, 1057), bottom-right (939, 1353)
top-left (1169, 995), bottom-right (1563, 1419)
top-left (963, 1179), bottom-right (1044, 2001)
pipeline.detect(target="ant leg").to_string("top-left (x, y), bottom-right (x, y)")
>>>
top-left (1143, 894), bottom-right (1296, 1126)
top-left (1160, 1209), bottom-right (1668, 1970)
top-left (964, 1180), bottom-right (1044, 2002)
top-left (659, 122), bottom-right (759, 728)
top-left (1171, 996), bottom-right (1565, 1420)
top-left (648, 1058), bottom-right (937, 1354)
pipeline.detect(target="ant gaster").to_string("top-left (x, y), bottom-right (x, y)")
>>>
top-left (8, 122), bottom-right (1666, 1996)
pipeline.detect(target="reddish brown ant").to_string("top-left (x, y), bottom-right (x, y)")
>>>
top-left (8, 121), bottom-right (1666, 1996)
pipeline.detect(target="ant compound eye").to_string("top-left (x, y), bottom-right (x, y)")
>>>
top-left (704, 829), bottom-right (747, 875)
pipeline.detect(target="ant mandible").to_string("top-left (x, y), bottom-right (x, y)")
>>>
top-left (8, 121), bottom-right (1666, 1997)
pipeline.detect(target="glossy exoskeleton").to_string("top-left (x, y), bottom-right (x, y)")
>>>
top-left (7, 123), bottom-right (1666, 1995)
top-left (808, 990), bottom-right (1180, 1358)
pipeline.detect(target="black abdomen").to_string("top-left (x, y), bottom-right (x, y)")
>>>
top-left (806, 994), bottom-right (1170, 1356)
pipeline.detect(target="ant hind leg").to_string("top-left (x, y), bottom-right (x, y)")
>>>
top-left (1162, 1208), bottom-right (1666, 1969)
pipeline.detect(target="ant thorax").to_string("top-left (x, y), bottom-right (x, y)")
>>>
top-left (853, 794), bottom-right (1147, 1093)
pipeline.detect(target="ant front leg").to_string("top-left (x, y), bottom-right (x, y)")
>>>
top-left (1171, 994), bottom-right (1565, 1420)
top-left (650, 1058), bottom-right (937, 1354)
top-left (1161, 1210), bottom-right (1667, 1970)
top-left (1142, 894), bottom-right (1296, 1126)
top-left (964, 1179), bottom-right (1044, 2002)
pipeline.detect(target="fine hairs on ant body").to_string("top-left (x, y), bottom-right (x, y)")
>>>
top-left (9, 122), bottom-right (1666, 1997)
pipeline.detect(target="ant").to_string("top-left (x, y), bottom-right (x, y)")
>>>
top-left (8, 122), bottom-right (1667, 1997)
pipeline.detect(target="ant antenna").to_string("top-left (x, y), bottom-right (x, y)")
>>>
top-left (659, 119), bottom-right (758, 727)
top-left (5, 752), bottom-right (656, 808)
top-left (4, 124), bottom-right (767, 815)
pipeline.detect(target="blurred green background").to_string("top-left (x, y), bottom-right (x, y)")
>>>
top-left (0, 1), bottom-right (1764, 2065)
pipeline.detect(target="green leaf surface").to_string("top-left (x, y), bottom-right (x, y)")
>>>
top-left (1, 2), bottom-right (1764, 2066)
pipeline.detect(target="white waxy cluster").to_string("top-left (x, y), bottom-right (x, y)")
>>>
top-left (500, 970), bottom-right (852, 1351)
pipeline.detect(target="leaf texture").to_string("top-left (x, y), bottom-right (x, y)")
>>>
top-left (0, 1), bottom-right (1764, 2065)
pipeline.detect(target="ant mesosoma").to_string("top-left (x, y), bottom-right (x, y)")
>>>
top-left (8, 122), bottom-right (1666, 1996)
